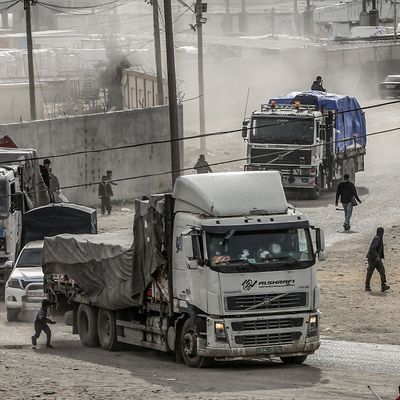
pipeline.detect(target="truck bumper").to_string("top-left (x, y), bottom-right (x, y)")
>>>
top-left (198, 313), bottom-right (320, 359)
top-left (245, 164), bottom-right (317, 190)
top-left (198, 339), bottom-right (320, 358)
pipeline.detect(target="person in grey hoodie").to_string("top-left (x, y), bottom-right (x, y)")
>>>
top-left (365, 227), bottom-right (390, 292)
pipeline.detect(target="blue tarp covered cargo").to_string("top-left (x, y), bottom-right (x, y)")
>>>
top-left (269, 91), bottom-right (366, 153)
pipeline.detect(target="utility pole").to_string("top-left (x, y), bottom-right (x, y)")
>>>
top-left (163, 0), bottom-right (181, 184)
top-left (152, 0), bottom-right (164, 105)
top-left (195, 0), bottom-right (206, 153)
top-left (24, 0), bottom-right (36, 120)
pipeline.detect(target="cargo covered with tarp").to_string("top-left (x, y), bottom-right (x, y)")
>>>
top-left (269, 91), bottom-right (367, 153)
top-left (22, 203), bottom-right (97, 247)
top-left (42, 197), bottom-right (168, 310)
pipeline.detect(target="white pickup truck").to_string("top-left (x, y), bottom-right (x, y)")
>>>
top-left (5, 241), bottom-right (45, 321)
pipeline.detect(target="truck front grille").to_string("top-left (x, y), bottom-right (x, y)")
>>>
top-left (226, 292), bottom-right (307, 311)
top-left (250, 148), bottom-right (311, 165)
top-left (21, 280), bottom-right (42, 289)
top-left (235, 331), bottom-right (302, 346)
top-left (231, 317), bottom-right (303, 331)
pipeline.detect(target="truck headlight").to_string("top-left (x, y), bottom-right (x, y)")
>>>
top-left (7, 278), bottom-right (22, 289)
top-left (308, 315), bottom-right (318, 337)
top-left (214, 322), bottom-right (227, 341)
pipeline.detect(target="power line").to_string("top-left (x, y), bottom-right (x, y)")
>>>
top-left (0, 0), bottom-right (20, 13)
top-left (37, 0), bottom-right (128, 16)
top-left (38, 0), bottom-right (123, 10)
top-left (0, 98), bottom-right (399, 165)
top-left (2, 123), bottom-right (400, 199)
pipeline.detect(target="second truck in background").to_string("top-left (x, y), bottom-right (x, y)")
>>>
top-left (242, 91), bottom-right (367, 199)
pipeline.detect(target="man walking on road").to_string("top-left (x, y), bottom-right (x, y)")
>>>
top-left (193, 154), bottom-right (212, 174)
top-left (31, 299), bottom-right (56, 348)
top-left (365, 227), bottom-right (390, 293)
top-left (335, 173), bottom-right (361, 230)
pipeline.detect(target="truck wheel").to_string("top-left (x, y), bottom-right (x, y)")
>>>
top-left (280, 355), bottom-right (308, 365)
top-left (6, 309), bottom-right (19, 322)
top-left (179, 318), bottom-right (212, 368)
top-left (97, 308), bottom-right (122, 351)
top-left (77, 304), bottom-right (99, 347)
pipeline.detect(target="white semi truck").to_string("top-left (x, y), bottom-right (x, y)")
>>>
top-left (0, 148), bottom-right (50, 295)
top-left (243, 91), bottom-right (367, 199)
top-left (43, 171), bottom-right (324, 367)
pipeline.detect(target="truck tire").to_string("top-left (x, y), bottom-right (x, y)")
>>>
top-left (6, 309), bottom-right (19, 322)
top-left (179, 317), bottom-right (212, 368)
top-left (97, 308), bottom-right (122, 351)
top-left (77, 304), bottom-right (99, 347)
top-left (280, 355), bottom-right (308, 365)
top-left (308, 184), bottom-right (320, 200)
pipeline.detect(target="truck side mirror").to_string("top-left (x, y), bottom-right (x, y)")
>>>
top-left (14, 192), bottom-right (24, 212)
top-left (242, 120), bottom-right (249, 139)
top-left (182, 235), bottom-right (193, 259)
top-left (4, 260), bottom-right (13, 269)
top-left (315, 228), bottom-right (326, 260)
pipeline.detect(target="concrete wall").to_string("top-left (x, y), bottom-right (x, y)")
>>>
top-left (0, 106), bottom-right (183, 206)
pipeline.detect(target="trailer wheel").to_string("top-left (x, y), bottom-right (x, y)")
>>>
top-left (6, 309), bottom-right (19, 322)
top-left (97, 308), bottom-right (122, 351)
top-left (77, 304), bottom-right (99, 347)
top-left (280, 355), bottom-right (308, 365)
top-left (179, 317), bottom-right (212, 368)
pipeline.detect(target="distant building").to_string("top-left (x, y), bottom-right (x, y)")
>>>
top-left (0, 82), bottom-right (44, 123)
top-left (121, 68), bottom-right (168, 109)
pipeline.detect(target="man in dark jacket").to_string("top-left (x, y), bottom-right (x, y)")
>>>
top-left (31, 299), bottom-right (56, 348)
top-left (193, 154), bottom-right (212, 174)
top-left (98, 175), bottom-right (113, 215)
top-left (335, 173), bottom-right (361, 230)
top-left (365, 227), bottom-right (390, 292)
top-left (311, 76), bottom-right (326, 92)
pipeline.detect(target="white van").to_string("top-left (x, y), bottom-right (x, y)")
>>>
top-left (5, 241), bottom-right (45, 322)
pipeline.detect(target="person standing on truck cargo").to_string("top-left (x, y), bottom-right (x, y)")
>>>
top-left (40, 158), bottom-right (54, 202)
top-left (98, 175), bottom-right (113, 215)
top-left (335, 173), bottom-right (361, 231)
top-left (311, 76), bottom-right (326, 92)
top-left (365, 227), bottom-right (390, 293)
top-left (48, 167), bottom-right (60, 203)
top-left (194, 154), bottom-right (212, 174)
top-left (31, 299), bottom-right (56, 348)
top-left (39, 159), bottom-right (51, 188)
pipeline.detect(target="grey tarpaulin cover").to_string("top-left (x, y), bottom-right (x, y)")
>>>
top-left (42, 197), bottom-right (168, 310)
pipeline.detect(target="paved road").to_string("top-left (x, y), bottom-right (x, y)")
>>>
top-left (1, 302), bottom-right (399, 399)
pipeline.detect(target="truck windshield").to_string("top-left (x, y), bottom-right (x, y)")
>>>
top-left (251, 117), bottom-right (314, 145)
top-left (0, 179), bottom-right (10, 218)
top-left (207, 228), bottom-right (314, 272)
top-left (16, 248), bottom-right (43, 268)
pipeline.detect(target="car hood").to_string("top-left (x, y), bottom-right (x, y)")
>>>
top-left (10, 267), bottom-right (43, 280)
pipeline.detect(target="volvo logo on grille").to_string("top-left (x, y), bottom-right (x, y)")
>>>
top-left (242, 279), bottom-right (257, 291)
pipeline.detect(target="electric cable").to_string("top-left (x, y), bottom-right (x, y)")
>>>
top-left (1, 123), bottom-right (399, 199)
top-left (0, 98), bottom-right (399, 165)
top-left (39, 0), bottom-right (124, 10)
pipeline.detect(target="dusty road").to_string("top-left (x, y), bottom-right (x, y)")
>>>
top-left (1, 100), bottom-right (400, 399)
top-left (0, 305), bottom-right (399, 400)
